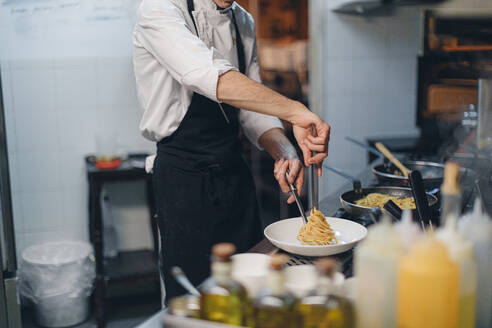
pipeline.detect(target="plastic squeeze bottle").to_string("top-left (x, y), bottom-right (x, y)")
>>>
top-left (459, 198), bottom-right (492, 328)
top-left (397, 235), bottom-right (459, 328)
top-left (436, 162), bottom-right (477, 328)
top-left (354, 215), bottom-right (404, 328)
top-left (394, 210), bottom-right (422, 251)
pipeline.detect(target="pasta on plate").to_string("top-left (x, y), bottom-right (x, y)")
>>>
top-left (297, 208), bottom-right (338, 246)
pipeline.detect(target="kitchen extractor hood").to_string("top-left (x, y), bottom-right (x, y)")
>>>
top-left (330, 0), bottom-right (446, 15)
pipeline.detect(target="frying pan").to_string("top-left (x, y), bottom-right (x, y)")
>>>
top-left (344, 137), bottom-right (470, 188)
top-left (324, 164), bottom-right (438, 218)
top-left (372, 160), bottom-right (474, 188)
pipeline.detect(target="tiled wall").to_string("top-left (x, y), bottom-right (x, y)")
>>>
top-left (1, 57), bottom-right (154, 261)
top-left (317, 5), bottom-right (421, 199)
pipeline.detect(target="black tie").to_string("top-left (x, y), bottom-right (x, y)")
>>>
top-left (230, 10), bottom-right (246, 74)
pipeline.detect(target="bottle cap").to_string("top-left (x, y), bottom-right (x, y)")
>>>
top-left (270, 254), bottom-right (289, 270)
top-left (211, 243), bottom-right (236, 261)
top-left (441, 161), bottom-right (461, 195)
top-left (315, 258), bottom-right (337, 277)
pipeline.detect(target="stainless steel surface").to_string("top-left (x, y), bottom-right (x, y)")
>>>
top-left (286, 172), bottom-right (308, 225)
top-left (309, 164), bottom-right (319, 210)
top-left (0, 64), bottom-right (22, 328)
top-left (345, 136), bottom-right (382, 158)
top-left (4, 278), bottom-right (21, 328)
top-left (171, 267), bottom-right (200, 297)
top-left (478, 78), bottom-right (492, 151)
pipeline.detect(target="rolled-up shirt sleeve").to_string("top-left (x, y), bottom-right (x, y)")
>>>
top-left (134, 0), bottom-right (237, 101)
top-left (239, 34), bottom-right (284, 150)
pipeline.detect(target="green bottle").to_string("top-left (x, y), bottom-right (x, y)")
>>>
top-left (254, 254), bottom-right (301, 328)
top-left (297, 258), bottom-right (354, 328)
top-left (200, 243), bottom-right (250, 326)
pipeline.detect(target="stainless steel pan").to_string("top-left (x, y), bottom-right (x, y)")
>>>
top-left (324, 164), bottom-right (438, 218)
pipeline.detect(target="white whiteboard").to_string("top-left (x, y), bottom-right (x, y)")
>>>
top-left (0, 0), bottom-right (141, 60)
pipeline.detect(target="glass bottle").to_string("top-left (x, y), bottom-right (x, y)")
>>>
top-left (199, 243), bottom-right (249, 326)
top-left (254, 254), bottom-right (301, 328)
top-left (297, 258), bottom-right (354, 328)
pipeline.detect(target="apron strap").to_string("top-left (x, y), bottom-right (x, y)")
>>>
top-left (187, 0), bottom-right (198, 35)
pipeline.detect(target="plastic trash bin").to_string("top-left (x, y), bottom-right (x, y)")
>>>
top-left (19, 241), bottom-right (95, 327)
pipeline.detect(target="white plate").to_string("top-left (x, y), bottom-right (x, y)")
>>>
top-left (264, 217), bottom-right (367, 256)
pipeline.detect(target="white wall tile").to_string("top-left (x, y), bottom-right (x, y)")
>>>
top-left (96, 58), bottom-right (139, 109)
top-left (17, 151), bottom-right (61, 192)
top-left (61, 188), bottom-right (88, 228)
top-left (21, 191), bottom-right (63, 231)
top-left (57, 109), bottom-right (98, 150)
top-left (325, 59), bottom-right (353, 96)
top-left (54, 60), bottom-right (97, 111)
top-left (59, 151), bottom-right (88, 189)
top-left (352, 58), bottom-right (386, 96)
top-left (10, 62), bottom-right (56, 114)
top-left (384, 57), bottom-right (417, 96)
top-left (15, 109), bottom-right (58, 152)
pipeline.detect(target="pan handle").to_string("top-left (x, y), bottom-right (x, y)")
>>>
top-left (323, 164), bottom-right (362, 193)
top-left (345, 137), bottom-right (382, 158)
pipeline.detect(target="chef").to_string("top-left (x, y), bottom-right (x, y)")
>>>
top-left (133, 0), bottom-right (330, 302)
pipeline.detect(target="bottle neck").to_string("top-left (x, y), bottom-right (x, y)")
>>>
top-left (267, 270), bottom-right (286, 296)
top-left (317, 275), bottom-right (332, 296)
top-left (440, 192), bottom-right (461, 227)
top-left (211, 261), bottom-right (232, 285)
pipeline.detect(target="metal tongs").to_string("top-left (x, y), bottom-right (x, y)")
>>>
top-left (286, 172), bottom-right (309, 225)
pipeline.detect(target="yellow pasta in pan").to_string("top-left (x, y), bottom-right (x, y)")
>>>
top-left (354, 193), bottom-right (416, 210)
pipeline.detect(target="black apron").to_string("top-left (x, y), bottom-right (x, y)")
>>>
top-left (152, 0), bottom-right (262, 301)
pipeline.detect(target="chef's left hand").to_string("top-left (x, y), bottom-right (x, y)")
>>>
top-left (274, 158), bottom-right (305, 204)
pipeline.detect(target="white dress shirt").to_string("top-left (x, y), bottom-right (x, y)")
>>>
top-left (133, 0), bottom-right (283, 151)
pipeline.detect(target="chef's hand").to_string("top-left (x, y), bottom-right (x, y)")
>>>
top-left (274, 158), bottom-right (305, 204)
top-left (291, 108), bottom-right (330, 177)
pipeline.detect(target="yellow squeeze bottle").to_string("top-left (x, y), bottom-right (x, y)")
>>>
top-left (397, 236), bottom-right (459, 328)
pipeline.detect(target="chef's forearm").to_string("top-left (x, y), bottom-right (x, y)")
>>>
top-left (258, 128), bottom-right (298, 161)
top-left (217, 70), bottom-right (307, 123)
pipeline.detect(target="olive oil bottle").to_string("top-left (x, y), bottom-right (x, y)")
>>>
top-left (199, 243), bottom-right (250, 326)
top-left (253, 254), bottom-right (301, 328)
top-left (297, 258), bottom-right (355, 328)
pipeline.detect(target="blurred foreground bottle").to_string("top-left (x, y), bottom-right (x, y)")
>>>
top-left (398, 235), bottom-right (459, 328)
top-left (297, 258), bottom-right (354, 328)
top-left (354, 216), bottom-right (404, 328)
top-left (254, 254), bottom-right (300, 328)
top-left (394, 209), bottom-right (422, 252)
top-left (459, 198), bottom-right (492, 328)
top-left (436, 162), bottom-right (476, 328)
top-left (200, 243), bottom-right (249, 326)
